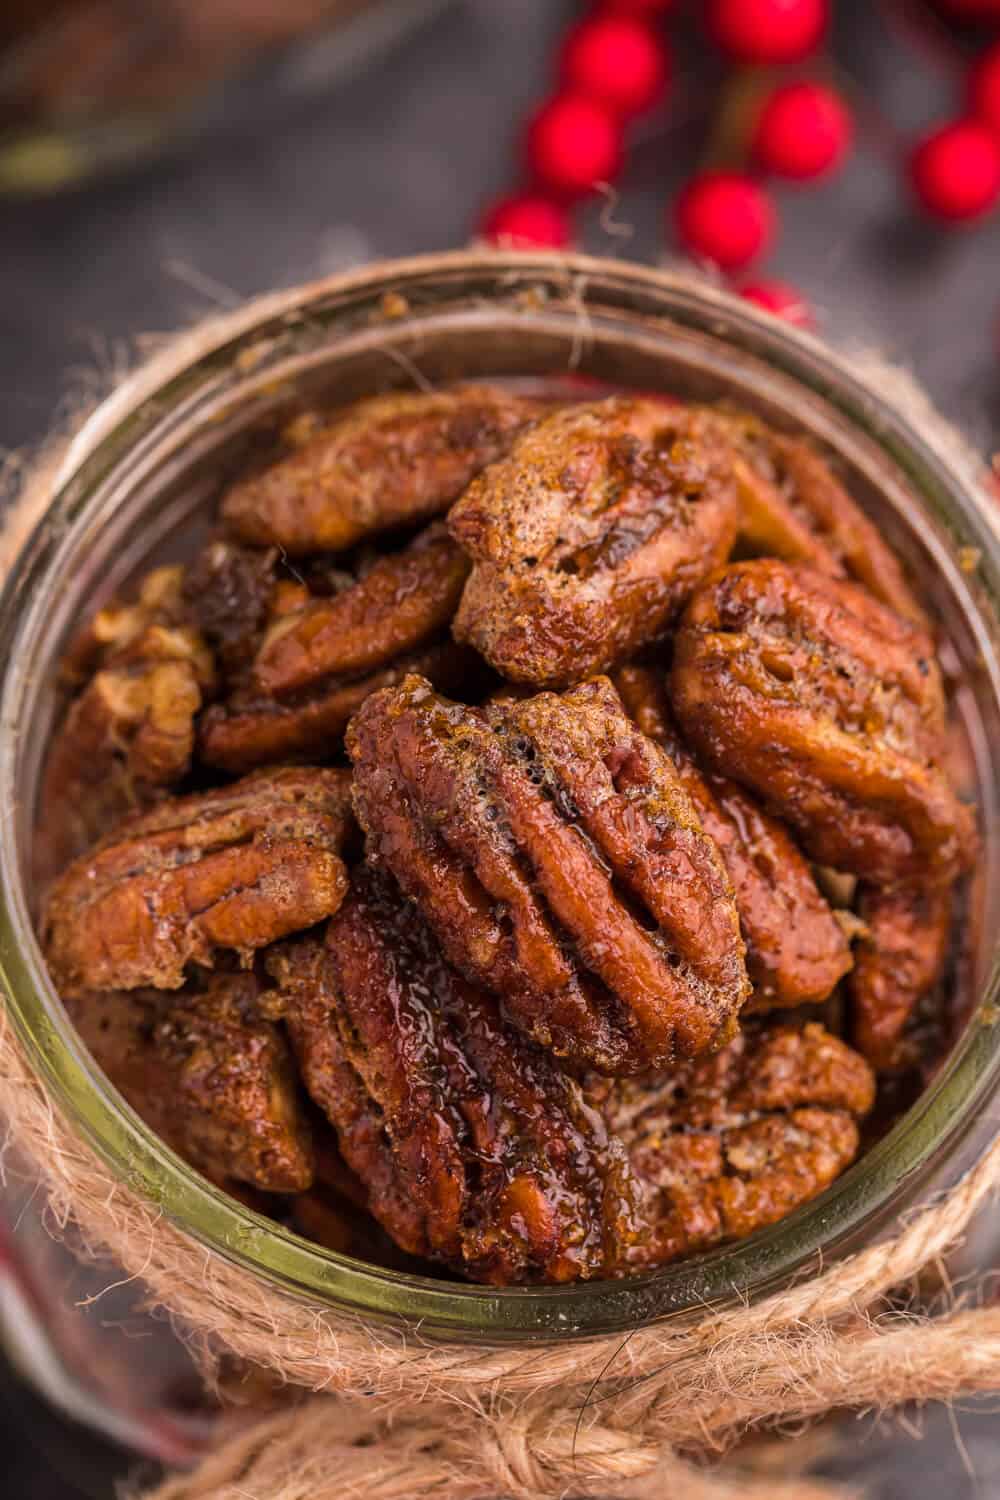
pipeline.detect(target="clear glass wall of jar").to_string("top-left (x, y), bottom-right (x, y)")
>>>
top-left (0, 252), bottom-right (998, 1458)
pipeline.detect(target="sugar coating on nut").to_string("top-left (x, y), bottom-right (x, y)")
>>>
top-left (670, 559), bottom-right (975, 884)
top-left (449, 399), bottom-right (742, 687)
top-left (42, 766), bottom-right (352, 993)
top-left (268, 872), bottom-right (644, 1284)
top-left (347, 672), bottom-right (749, 1074)
top-left (221, 386), bottom-right (545, 555)
top-left (65, 973), bottom-right (314, 1194)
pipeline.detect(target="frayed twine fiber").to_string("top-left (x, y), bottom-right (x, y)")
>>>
top-left (2, 254), bottom-right (999, 1500)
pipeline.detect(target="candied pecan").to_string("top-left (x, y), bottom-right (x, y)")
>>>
top-left (670, 560), bottom-right (975, 884)
top-left (220, 386), bottom-right (543, 555)
top-left (448, 399), bottom-right (742, 687)
top-left (64, 974), bottom-right (314, 1193)
top-left (39, 592), bottom-right (216, 874)
top-left (199, 642), bottom-right (476, 774)
top-left (347, 673), bottom-right (749, 1074)
top-left (721, 410), bottom-right (926, 625)
top-left (850, 883), bottom-right (953, 1072)
top-left (267, 872), bottom-right (643, 1284)
top-left (42, 767), bottom-right (351, 993)
top-left (60, 563), bottom-right (192, 683)
top-left (612, 663), bottom-right (853, 1009)
top-left (603, 1023), bottom-right (875, 1263)
top-left (253, 523), bottom-right (469, 697)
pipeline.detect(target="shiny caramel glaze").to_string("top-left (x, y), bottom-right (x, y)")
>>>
top-left (197, 524), bottom-right (472, 773)
top-left (612, 663), bottom-right (853, 1009)
top-left (850, 883), bottom-right (954, 1072)
top-left (721, 409), bottom-right (926, 625)
top-left (220, 386), bottom-right (544, 555)
top-left (449, 400), bottom-right (742, 687)
top-left (267, 870), bottom-right (644, 1285)
top-left (254, 522), bottom-right (469, 697)
top-left (670, 560), bottom-right (976, 884)
top-left (42, 767), bottom-right (352, 993)
top-left (603, 1022), bottom-right (875, 1262)
top-left (64, 974), bottom-right (314, 1194)
top-left (347, 673), bottom-right (749, 1075)
top-left (199, 641), bottom-right (476, 775)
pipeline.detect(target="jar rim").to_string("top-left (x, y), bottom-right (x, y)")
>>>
top-left (2, 249), bottom-right (999, 1340)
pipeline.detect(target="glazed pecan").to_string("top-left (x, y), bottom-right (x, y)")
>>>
top-left (199, 642), bottom-right (476, 775)
top-left (39, 571), bottom-right (216, 873)
top-left (42, 767), bottom-right (351, 993)
top-left (65, 973), bottom-right (314, 1193)
top-left (850, 883), bottom-right (954, 1072)
top-left (670, 560), bottom-right (975, 884)
top-left (603, 1022), bottom-right (875, 1264)
top-left (448, 399), bottom-right (742, 686)
top-left (721, 410), bottom-right (926, 625)
top-left (347, 673), bottom-right (749, 1074)
top-left (253, 523), bottom-right (469, 697)
top-left (220, 386), bottom-right (544, 555)
top-left (612, 663), bottom-right (853, 1008)
top-left (198, 525), bottom-right (473, 773)
top-left (267, 872), bottom-right (643, 1284)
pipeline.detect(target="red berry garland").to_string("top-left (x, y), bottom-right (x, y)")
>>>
top-left (970, 43), bottom-right (1000, 137)
top-left (740, 280), bottom-right (814, 326)
top-left (561, 14), bottom-right (671, 119)
top-left (674, 171), bottom-right (777, 269)
top-left (480, 194), bottom-right (572, 250)
top-left (910, 119), bottom-right (1000, 221)
top-left (525, 93), bottom-right (624, 199)
top-left (706, 0), bottom-right (828, 64)
top-left (753, 82), bottom-right (853, 180)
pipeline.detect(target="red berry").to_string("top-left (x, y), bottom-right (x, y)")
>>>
top-left (673, 171), bottom-right (777, 270)
top-left (525, 93), bottom-right (624, 199)
top-left (910, 119), bottom-right (1000, 222)
top-left (479, 194), bottom-right (573, 249)
top-left (706, 0), bottom-right (827, 64)
top-left (970, 43), bottom-right (1000, 137)
top-left (740, 280), bottom-right (814, 327)
top-left (753, 82), bottom-right (852, 180)
top-left (561, 15), bottom-right (670, 119)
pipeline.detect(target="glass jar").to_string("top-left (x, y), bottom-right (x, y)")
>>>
top-left (1, 251), bottom-right (998, 1459)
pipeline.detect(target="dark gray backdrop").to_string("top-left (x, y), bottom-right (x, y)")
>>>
top-left (1, 0), bottom-right (999, 1493)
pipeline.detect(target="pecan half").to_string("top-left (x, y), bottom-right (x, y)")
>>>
top-left (613, 664), bottom-right (853, 1009)
top-left (42, 767), bottom-right (351, 993)
top-left (603, 1022), bottom-right (875, 1264)
top-left (670, 560), bottom-right (975, 884)
top-left (267, 872), bottom-right (643, 1284)
top-left (253, 523), bottom-right (468, 698)
top-left (220, 386), bottom-right (544, 555)
top-left (183, 538), bottom-right (281, 679)
top-left (448, 400), bottom-right (741, 687)
top-left (39, 579), bottom-right (216, 874)
top-left (199, 643), bottom-right (477, 775)
top-left (722, 410), bottom-right (926, 625)
top-left (850, 883), bottom-right (954, 1072)
top-left (347, 673), bottom-right (749, 1074)
top-left (65, 973), bottom-right (314, 1193)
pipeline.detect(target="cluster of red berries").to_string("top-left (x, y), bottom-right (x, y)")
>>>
top-left (477, 0), bottom-right (1000, 336)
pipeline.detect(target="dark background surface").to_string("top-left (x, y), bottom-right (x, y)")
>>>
top-left (1, 0), bottom-right (999, 1494)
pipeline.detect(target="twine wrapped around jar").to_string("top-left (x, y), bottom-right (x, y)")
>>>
top-left (2, 258), bottom-right (1000, 1500)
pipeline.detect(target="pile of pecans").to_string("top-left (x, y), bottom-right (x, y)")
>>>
top-left (37, 383), bottom-right (975, 1286)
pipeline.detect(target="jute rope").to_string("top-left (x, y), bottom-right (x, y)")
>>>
top-left (1, 258), bottom-right (999, 1499)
